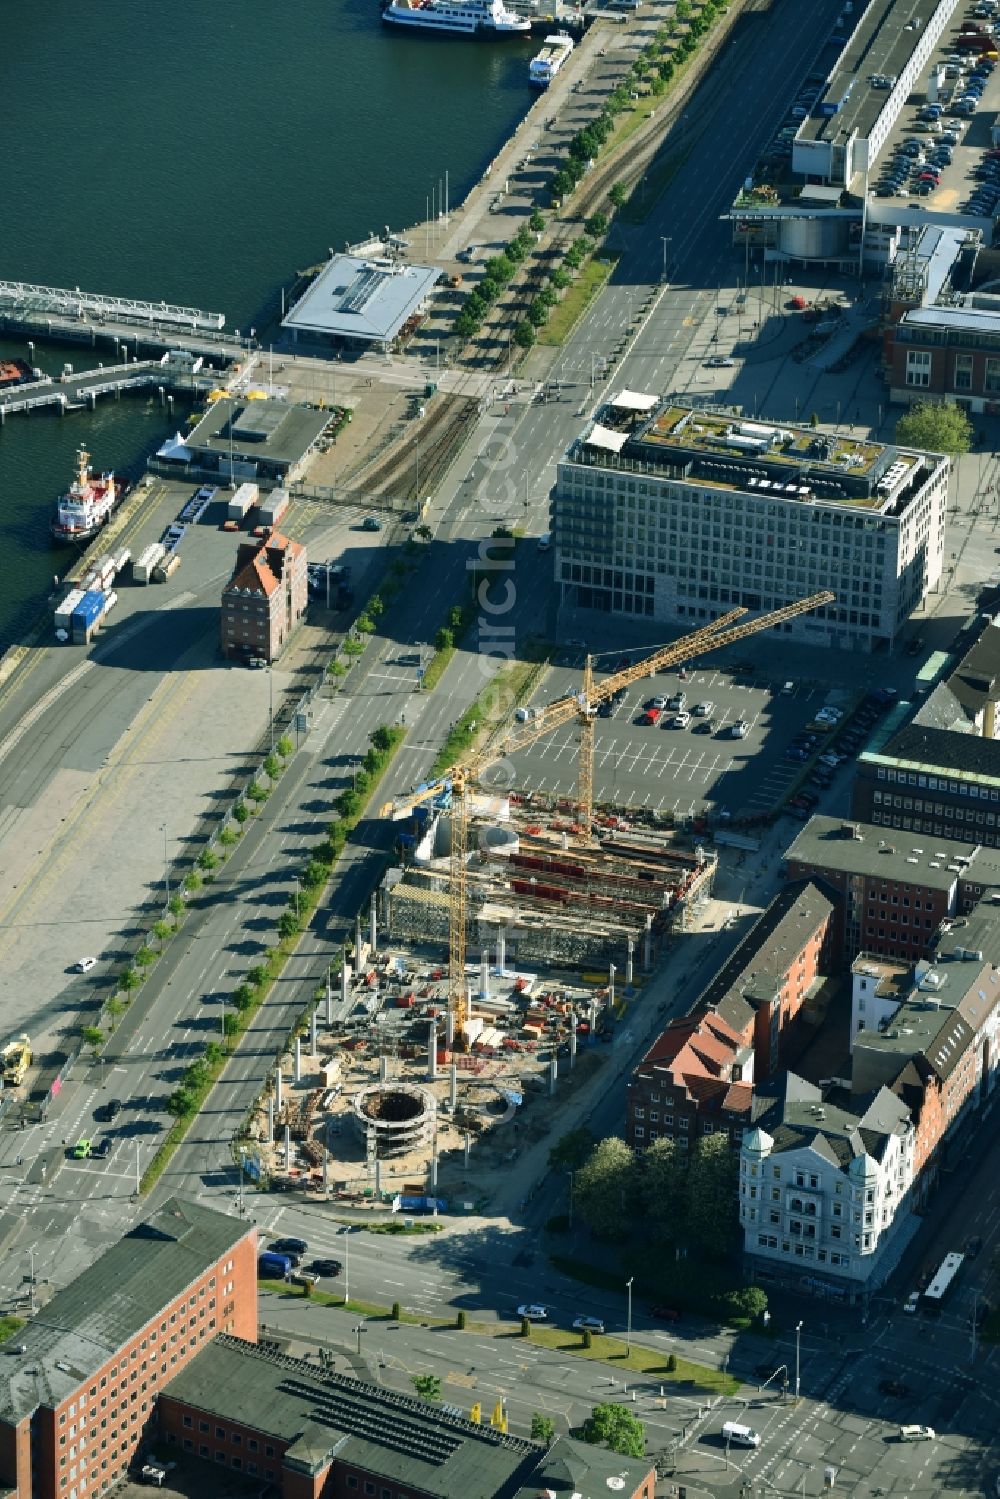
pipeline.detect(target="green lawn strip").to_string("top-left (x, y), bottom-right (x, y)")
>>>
top-left (140, 729), bottom-right (409, 1195)
top-left (363, 1221), bottom-right (443, 1236)
top-left (421, 644), bottom-right (456, 694)
top-left (261, 1282), bottom-right (452, 1327)
top-left (430, 647), bottom-right (550, 777)
top-left (539, 258), bottom-right (616, 347)
top-left (527, 1325), bottom-right (739, 1393)
top-left (0, 1316), bottom-right (26, 1345)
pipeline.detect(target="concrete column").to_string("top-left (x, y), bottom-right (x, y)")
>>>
top-left (354, 914), bottom-right (363, 959)
top-left (446, 1006), bottom-right (455, 1048)
top-left (549, 1053), bottom-right (558, 1096)
top-left (569, 1012), bottom-right (577, 1071)
top-left (450, 1062), bottom-right (458, 1110)
top-left (341, 959), bottom-right (351, 1005)
top-left (430, 1149), bottom-right (438, 1191)
top-left (294, 1036), bottom-right (302, 1084)
top-left (588, 1000), bottom-right (597, 1037)
top-left (374, 1158), bottom-right (382, 1198)
top-left (464, 1133), bottom-right (471, 1168)
top-left (643, 914), bottom-right (653, 972)
top-left (380, 1054), bottom-right (389, 1082)
top-left (428, 1022), bottom-right (438, 1081)
top-left (497, 927), bottom-right (506, 975)
top-left (275, 1068), bottom-right (283, 1110)
top-left (267, 1096), bottom-right (274, 1144)
top-left (326, 971), bottom-right (333, 1027)
top-left (322, 1144), bottom-right (328, 1192)
top-left (626, 939), bottom-right (635, 986)
top-left (369, 892), bottom-right (378, 954)
top-left (481, 947), bottom-right (490, 1000)
top-left (310, 1008), bottom-right (317, 1056)
top-left (283, 1123), bottom-right (292, 1167)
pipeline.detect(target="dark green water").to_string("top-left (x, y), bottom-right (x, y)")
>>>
top-left (0, 0), bottom-right (533, 646)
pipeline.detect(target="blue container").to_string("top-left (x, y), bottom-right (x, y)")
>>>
top-left (71, 590), bottom-right (105, 628)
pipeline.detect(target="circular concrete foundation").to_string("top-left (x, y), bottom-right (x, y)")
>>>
top-left (351, 1082), bottom-right (436, 1159)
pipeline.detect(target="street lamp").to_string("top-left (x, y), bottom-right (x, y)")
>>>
top-left (660, 236), bottom-right (672, 283)
top-left (795, 1319), bottom-right (803, 1402)
top-left (626, 1275), bottom-right (634, 1355)
top-left (352, 1320), bottom-right (367, 1358)
top-left (160, 823), bottom-right (169, 911)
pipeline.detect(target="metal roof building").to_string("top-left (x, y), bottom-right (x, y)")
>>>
top-left (281, 254), bottom-right (442, 350)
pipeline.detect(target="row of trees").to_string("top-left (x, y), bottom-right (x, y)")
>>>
top-left (453, 217), bottom-right (543, 341)
top-left (555, 1130), bottom-right (739, 1258)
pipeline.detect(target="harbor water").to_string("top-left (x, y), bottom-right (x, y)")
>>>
top-left (0, 0), bottom-right (534, 648)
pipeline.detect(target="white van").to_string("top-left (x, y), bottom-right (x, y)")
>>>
top-left (899, 1425), bottom-right (935, 1442)
top-left (722, 1421), bottom-right (761, 1449)
top-left (537, 532), bottom-right (551, 551)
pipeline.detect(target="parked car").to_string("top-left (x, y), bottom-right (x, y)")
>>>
top-left (650, 1305), bottom-right (681, 1322)
top-left (362, 516), bottom-right (383, 532)
top-left (270, 1237), bottom-right (309, 1255)
top-left (639, 709), bottom-right (661, 726)
top-left (74, 956), bottom-right (98, 973)
top-left (704, 356), bottom-right (735, 368)
top-left (517, 1304), bottom-right (548, 1320)
top-left (308, 1259), bottom-right (343, 1277)
top-left (693, 701), bottom-right (715, 716)
top-left (671, 711), bottom-right (691, 728)
top-left (572, 1315), bottom-right (606, 1334)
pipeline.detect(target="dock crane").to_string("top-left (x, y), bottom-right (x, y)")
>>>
top-left (382, 590), bottom-right (834, 1040)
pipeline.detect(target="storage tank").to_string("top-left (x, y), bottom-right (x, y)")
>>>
top-left (54, 588), bottom-right (85, 636)
top-left (70, 591), bottom-right (105, 645)
top-left (778, 216), bottom-right (850, 260)
top-left (258, 487), bottom-right (289, 527)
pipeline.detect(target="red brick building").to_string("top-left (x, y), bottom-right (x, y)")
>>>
top-left (695, 880), bottom-right (837, 1079)
top-left (784, 814), bottom-right (1000, 964)
top-left (0, 1198), bottom-right (256, 1499)
top-left (220, 528), bottom-right (308, 664)
top-left (625, 1011), bottom-right (754, 1152)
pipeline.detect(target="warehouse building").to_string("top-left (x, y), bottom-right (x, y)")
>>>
top-left (551, 397), bottom-right (949, 651)
top-left (181, 399), bottom-right (331, 486)
top-left (0, 1198), bottom-right (256, 1499)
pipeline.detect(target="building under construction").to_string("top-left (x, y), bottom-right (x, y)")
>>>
top-left (380, 792), bottom-right (716, 973)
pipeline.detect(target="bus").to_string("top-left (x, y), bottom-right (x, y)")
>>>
top-left (923, 1251), bottom-right (965, 1307)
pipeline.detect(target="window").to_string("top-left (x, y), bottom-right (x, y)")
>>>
top-left (347, 1480), bottom-right (359, 1493)
top-left (182, 1417), bottom-right (192, 1430)
top-left (905, 350), bottom-right (931, 388)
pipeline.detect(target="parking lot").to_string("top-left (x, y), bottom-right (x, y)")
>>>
top-left (873, 2), bottom-right (1000, 214)
top-left (506, 660), bottom-right (870, 822)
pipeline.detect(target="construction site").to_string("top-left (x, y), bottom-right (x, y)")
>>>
top-left (242, 591), bottom-right (836, 1210)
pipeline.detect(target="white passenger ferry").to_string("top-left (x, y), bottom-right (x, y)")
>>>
top-left (382, 0), bottom-right (531, 35)
top-left (529, 31), bottom-right (574, 84)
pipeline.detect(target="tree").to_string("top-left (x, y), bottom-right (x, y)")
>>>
top-left (370, 725), bottom-right (395, 754)
top-left (531, 1412), bottom-right (556, 1445)
top-left (81, 1024), bottom-right (104, 1056)
top-left (277, 910), bottom-right (301, 940)
top-left (167, 1087), bottom-right (196, 1118)
top-left (247, 965), bottom-right (268, 989)
top-left (233, 801), bottom-right (249, 824)
top-left (581, 1403), bottom-right (646, 1458)
top-left (585, 211), bottom-right (609, 238)
top-left (640, 1136), bottom-right (688, 1244)
top-left (527, 299), bottom-right (549, 329)
top-left (204, 1042), bottom-right (224, 1068)
top-left (276, 735), bottom-right (294, 758)
top-left (573, 1137), bottom-right (637, 1239)
top-left (684, 1133), bottom-right (739, 1258)
top-left (549, 1126), bottom-right (596, 1173)
top-left (411, 1374), bottom-right (442, 1402)
top-left (609, 181), bottom-right (629, 210)
top-left (415, 524), bottom-right (433, 541)
top-left (135, 946), bottom-right (156, 968)
top-left (551, 268), bottom-right (571, 290)
top-left (119, 968), bottom-right (141, 994)
top-left (435, 626), bottom-right (454, 652)
top-left (514, 321), bottom-right (535, 350)
top-left (152, 919), bottom-right (172, 947)
top-left (895, 400), bottom-right (972, 456)
top-left (168, 894), bottom-right (186, 919)
top-left (234, 983), bottom-right (256, 1013)
top-left (528, 208), bottom-right (545, 232)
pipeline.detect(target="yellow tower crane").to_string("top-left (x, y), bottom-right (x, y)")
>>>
top-left (382, 590), bottom-right (834, 1040)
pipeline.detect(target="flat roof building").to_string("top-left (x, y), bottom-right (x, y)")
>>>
top-left (182, 398), bottom-right (331, 485)
top-left (281, 253), bottom-right (441, 351)
top-left (0, 1197), bottom-right (257, 1499)
top-left (552, 397), bottom-right (949, 651)
top-left (159, 1336), bottom-right (657, 1499)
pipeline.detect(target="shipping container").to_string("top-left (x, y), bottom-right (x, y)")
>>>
top-left (227, 481), bottom-right (258, 521)
top-left (258, 487), bottom-right (290, 527)
top-left (71, 590), bottom-right (105, 645)
top-left (152, 553), bottom-right (181, 583)
top-left (133, 543), bottom-right (166, 584)
top-left (54, 589), bottom-right (85, 634)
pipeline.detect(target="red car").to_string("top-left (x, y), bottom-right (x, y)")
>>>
top-left (651, 1305), bottom-right (681, 1322)
top-left (640, 708), bottom-right (662, 726)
